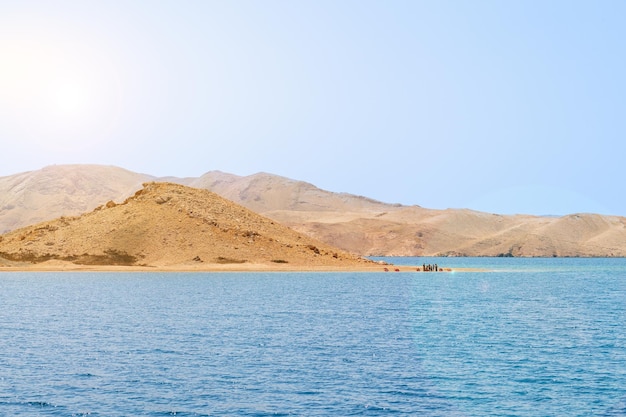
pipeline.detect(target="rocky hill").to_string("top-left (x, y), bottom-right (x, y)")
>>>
top-left (1, 165), bottom-right (626, 257)
top-left (0, 182), bottom-right (371, 269)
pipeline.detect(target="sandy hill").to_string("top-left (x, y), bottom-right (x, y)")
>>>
top-left (0, 182), bottom-right (371, 269)
top-left (2, 164), bottom-right (626, 257)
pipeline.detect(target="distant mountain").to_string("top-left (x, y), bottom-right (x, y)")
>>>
top-left (0, 182), bottom-right (368, 268)
top-left (0, 165), bottom-right (152, 233)
top-left (282, 207), bottom-right (626, 257)
top-left (0, 166), bottom-right (394, 233)
top-left (187, 170), bottom-right (395, 213)
top-left (1, 164), bottom-right (625, 257)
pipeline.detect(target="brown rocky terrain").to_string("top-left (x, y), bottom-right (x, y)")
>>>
top-left (2, 165), bottom-right (626, 258)
top-left (0, 182), bottom-right (373, 270)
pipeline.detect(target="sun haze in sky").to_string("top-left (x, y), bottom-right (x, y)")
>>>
top-left (1, 1), bottom-right (625, 216)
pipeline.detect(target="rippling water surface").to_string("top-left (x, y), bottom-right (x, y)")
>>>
top-left (1, 258), bottom-right (625, 416)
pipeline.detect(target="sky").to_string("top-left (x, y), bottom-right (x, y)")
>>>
top-left (1, 1), bottom-right (625, 216)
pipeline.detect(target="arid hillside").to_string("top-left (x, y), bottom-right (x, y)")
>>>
top-left (277, 207), bottom-right (626, 257)
top-left (0, 182), bottom-right (371, 269)
top-left (0, 165), bottom-right (151, 233)
top-left (1, 165), bottom-right (626, 257)
top-left (0, 166), bottom-right (393, 233)
top-left (187, 171), bottom-right (396, 213)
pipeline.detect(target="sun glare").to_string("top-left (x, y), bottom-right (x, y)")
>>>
top-left (26, 70), bottom-right (108, 150)
top-left (0, 27), bottom-right (123, 152)
top-left (48, 80), bottom-right (90, 119)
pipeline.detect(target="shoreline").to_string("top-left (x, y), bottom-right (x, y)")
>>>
top-left (0, 260), bottom-right (480, 273)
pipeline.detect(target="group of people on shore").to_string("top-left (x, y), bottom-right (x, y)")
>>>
top-left (381, 263), bottom-right (446, 272)
top-left (420, 263), bottom-right (439, 272)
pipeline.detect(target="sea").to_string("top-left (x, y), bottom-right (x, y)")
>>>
top-left (0, 257), bottom-right (625, 416)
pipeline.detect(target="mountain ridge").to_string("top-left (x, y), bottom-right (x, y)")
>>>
top-left (1, 164), bottom-right (625, 257)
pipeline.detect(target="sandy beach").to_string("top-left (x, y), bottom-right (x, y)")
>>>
top-left (0, 258), bottom-right (471, 273)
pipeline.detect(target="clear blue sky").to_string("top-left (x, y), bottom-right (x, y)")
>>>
top-left (1, 1), bottom-right (624, 216)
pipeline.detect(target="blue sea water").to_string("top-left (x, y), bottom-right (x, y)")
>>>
top-left (0, 258), bottom-right (625, 416)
